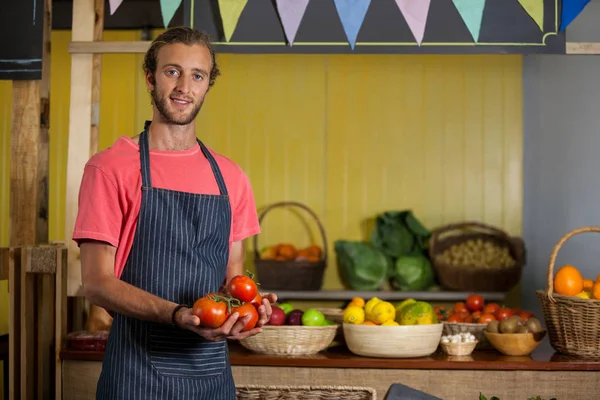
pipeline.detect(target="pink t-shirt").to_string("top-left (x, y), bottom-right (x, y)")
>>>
top-left (72, 136), bottom-right (261, 279)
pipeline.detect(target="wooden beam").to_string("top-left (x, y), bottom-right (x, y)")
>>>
top-left (69, 40), bottom-right (152, 54)
top-left (566, 42), bottom-right (600, 54)
top-left (64, 0), bottom-right (95, 297)
top-left (69, 40), bottom-right (600, 55)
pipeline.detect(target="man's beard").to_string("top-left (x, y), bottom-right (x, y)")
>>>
top-left (151, 88), bottom-right (203, 126)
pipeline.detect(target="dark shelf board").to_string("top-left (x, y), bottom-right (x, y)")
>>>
top-left (265, 290), bottom-right (507, 302)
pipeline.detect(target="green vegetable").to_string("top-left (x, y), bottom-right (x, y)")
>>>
top-left (334, 240), bottom-right (389, 290)
top-left (370, 210), bottom-right (431, 258)
top-left (390, 254), bottom-right (435, 291)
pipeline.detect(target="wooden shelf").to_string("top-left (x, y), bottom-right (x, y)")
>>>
top-left (68, 41), bottom-right (600, 55)
top-left (264, 289), bottom-right (506, 302)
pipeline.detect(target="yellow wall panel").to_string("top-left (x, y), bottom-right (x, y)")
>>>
top-left (0, 30), bottom-right (523, 299)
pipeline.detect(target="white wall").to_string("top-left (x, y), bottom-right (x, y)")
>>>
top-left (522, 0), bottom-right (600, 317)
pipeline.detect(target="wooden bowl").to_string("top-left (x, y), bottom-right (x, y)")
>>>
top-left (343, 323), bottom-right (443, 358)
top-left (439, 340), bottom-right (478, 356)
top-left (484, 330), bottom-right (547, 356)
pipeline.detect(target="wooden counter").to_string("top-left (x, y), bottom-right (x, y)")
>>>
top-left (60, 339), bottom-right (600, 400)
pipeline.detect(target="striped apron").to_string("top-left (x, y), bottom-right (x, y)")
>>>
top-left (96, 121), bottom-right (236, 400)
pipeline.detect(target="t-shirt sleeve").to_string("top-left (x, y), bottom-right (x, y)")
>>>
top-left (231, 170), bottom-right (261, 243)
top-left (72, 164), bottom-right (123, 247)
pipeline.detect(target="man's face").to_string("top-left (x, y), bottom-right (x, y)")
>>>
top-left (147, 43), bottom-right (212, 125)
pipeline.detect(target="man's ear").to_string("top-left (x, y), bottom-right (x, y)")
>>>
top-left (145, 71), bottom-right (155, 91)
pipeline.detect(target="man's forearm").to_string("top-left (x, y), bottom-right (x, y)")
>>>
top-left (84, 276), bottom-right (178, 325)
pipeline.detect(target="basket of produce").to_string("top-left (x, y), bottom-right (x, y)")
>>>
top-left (536, 226), bottom-right (600, 358)
top-left (238, 308), bottom-right (338, 356)
top-left (437, 294), bottom-right (538, 350)
top-left (253, 201), bottom-right (327, 291)
top-left (429, 222), bottom-right (526, 292)
top-left (483, 315), bottom-right (546, 356)
top-left (342, 297), bottom-right (443, 358)
top-left (236, 385), bottom-right (377, 400)
top-left (439, 333), bottom-right (478, 356)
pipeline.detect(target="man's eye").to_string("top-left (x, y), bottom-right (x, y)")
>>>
top-left (167, 70), bottom-right (178, 75)
top-left (194, 74), bottom-right (203, 80)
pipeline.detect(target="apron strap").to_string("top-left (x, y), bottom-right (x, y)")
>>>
top-left (197, 139), bottom-right (229, 196)
top-left (139, 121), bottom-right (153, 188)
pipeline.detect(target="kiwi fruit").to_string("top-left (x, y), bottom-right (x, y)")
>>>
top-left (525, 317), bottom-right (544, 333)
top-left (517, 325), bottom-right (530, 333)
top-left (499, 315), bottom-right (523, 333)
top-left (486, 320), bottom-right (500, 333)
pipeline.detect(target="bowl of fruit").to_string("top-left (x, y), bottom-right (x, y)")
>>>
top-left (342, 297), bottom-right (443, 358)
top-left (238, 306), bottom-right (338, 356)
top-left (483, 315), bottom-right (546, 356)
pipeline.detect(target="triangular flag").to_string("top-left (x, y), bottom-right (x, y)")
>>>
top-left (333, 0), bottom-right (372, 50)
top-left (160, 0), bottom-right (183, 28)
top-left (218, 0), bottom-right (249, 42)
top-left (452, 0), bottom-right (487, 42)
top-left (518, 0), bottom-right (543, 31)
top-left (275, 0), bottom-right (310, 46)
top-left (109, 0), bottom-right (124, 15)
top-left (560, 0), bottom-right (591, 31)
top-left (394, 0), bottom-right (431, 46)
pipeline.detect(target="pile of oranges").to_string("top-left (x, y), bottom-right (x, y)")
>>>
top-left (553, 264), bottom-right (600, 300)
top-left (259, 243), bottom-right (322, 262)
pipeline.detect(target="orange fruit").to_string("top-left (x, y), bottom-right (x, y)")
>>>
top-left (592, 282), bottom-right (600, 300)
top-left (583, 279), bottom-right (594, 291)
top-left (554, 265), bottom-right (584, 296)
top-left (362, 321), bottom-right (377, 326)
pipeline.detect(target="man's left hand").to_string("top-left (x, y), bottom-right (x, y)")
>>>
top-left (255, 292), bottom-right (278, 328)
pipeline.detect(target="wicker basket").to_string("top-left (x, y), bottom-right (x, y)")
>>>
top-left (253, 201), bottom-right (328, 291)
top-left (238, 325), bottom-right (338, 356)
top-left (536, 226), bottom-right (600, 358)
top-left (429, 222), bottom-right (526, 292)
top-left (315, 308), bottom-right (345, 342)
top-left (236, 385), bottom-right (377, 400)
top-left (442, 322), bottom-right (492, 349)
top-left (439, 340), bottom-right (478, 356)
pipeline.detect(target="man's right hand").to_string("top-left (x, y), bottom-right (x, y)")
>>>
top-left (175, 307), bottom-right (263, 341)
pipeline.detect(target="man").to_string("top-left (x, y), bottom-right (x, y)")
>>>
top-left (73, 26), bottom-right (276, 399)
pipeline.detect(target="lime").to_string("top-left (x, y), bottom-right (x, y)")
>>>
top-left (278, 303), bottom-right (294, 314)
top-left (301, 309), bottom-right (326, 326)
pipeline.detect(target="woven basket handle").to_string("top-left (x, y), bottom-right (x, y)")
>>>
top-left (253, 201), bottom-right (328, 261)
top-left (546, 226), bottom-right (600, 299)
top-left (430, 221), bottom-right (511, 250)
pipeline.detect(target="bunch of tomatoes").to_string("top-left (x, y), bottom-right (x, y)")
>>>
top-left (435, 294), bottom-right (534, 324)
top-left (191, 272), bottom-right (263, 331)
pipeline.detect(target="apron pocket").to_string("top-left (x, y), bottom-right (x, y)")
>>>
top-left (148, 323), bottom-right (227, 379)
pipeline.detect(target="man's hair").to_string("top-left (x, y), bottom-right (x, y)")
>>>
top-left (143, 26), bottom-right (220, 88)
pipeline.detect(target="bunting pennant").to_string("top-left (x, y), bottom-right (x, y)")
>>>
top-left (218, 0), bottom-right (249, 42)
top-left (333, 0), bottom-right (372, 49)
top-left (275, 0), bottom-right (310, 46)
top-left (560, 0), bottom-right (591, 31)
top-left (160, 0), bottom-right (183, 28)
top-left (518, 0), bottom-right (544, 31)
top-left (108, 0), bottom-right (124, 15)
top-left (452, 0), bottom-right (487, 42)
top-left (394, 0), bottom-right (432, 46)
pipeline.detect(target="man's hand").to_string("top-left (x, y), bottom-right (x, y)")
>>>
top-left (175, 292), bottom-right (278, 341)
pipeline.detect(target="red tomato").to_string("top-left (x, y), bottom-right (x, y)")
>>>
top-left (232, 303), bottom-right (259, 331)
top-left (483, 303), bottom-right (500, 315)
top-left (471, 311), bottom-right (482, 321)
top-left (466, 294), bottom-right (484, 312)
top-left (192, 295), bottom-right (229, 328)
top-left (477, 313), bottom-right (496, 324)
top-left (518, 310), bottom-right (534, 322)
top-left (249, 293), bottom-right (263, 310)
top-left (494, 307), bottom-right (514, 322)
top-left (227, 275), bottom-right (258, 303)
top-left (447, 314), bottom-right (463, 323)
top-left (452, 302), bottom-right (468, 314)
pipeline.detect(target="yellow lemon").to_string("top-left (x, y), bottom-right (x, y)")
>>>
top-left (343, 306), bottom-right (365, 324)
top-left (364, 297), bottom-right (382, 320)
top-left (368, 301), bottom-right (396, 324)
top-left (575, 291), bottom-right (591, 299)
top-left (348, 297), bottom-right (365, 308)
top-left (381, 320), bottom-right (399, 326)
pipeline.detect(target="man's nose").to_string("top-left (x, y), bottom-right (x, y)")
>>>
top-left (175, 75), bottom-right (190, 93)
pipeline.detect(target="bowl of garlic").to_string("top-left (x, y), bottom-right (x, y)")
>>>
top-left (439, 333), bottom-right (478, 356)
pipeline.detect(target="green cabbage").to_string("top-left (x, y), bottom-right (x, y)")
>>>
top-left (370, 211), bottom-right (431, 258)
top-left (390, 254), bottom-right (435, 291)
top-left (334, 240), bottom-right (389, 290)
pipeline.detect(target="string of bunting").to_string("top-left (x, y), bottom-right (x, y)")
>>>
top-left (107, 0), bottom-right (592, 47)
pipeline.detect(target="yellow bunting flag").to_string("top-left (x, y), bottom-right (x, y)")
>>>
top-left (218, 0), bottom-right (249, 42)
top-left (518, 0), bottom-right (544, 31)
